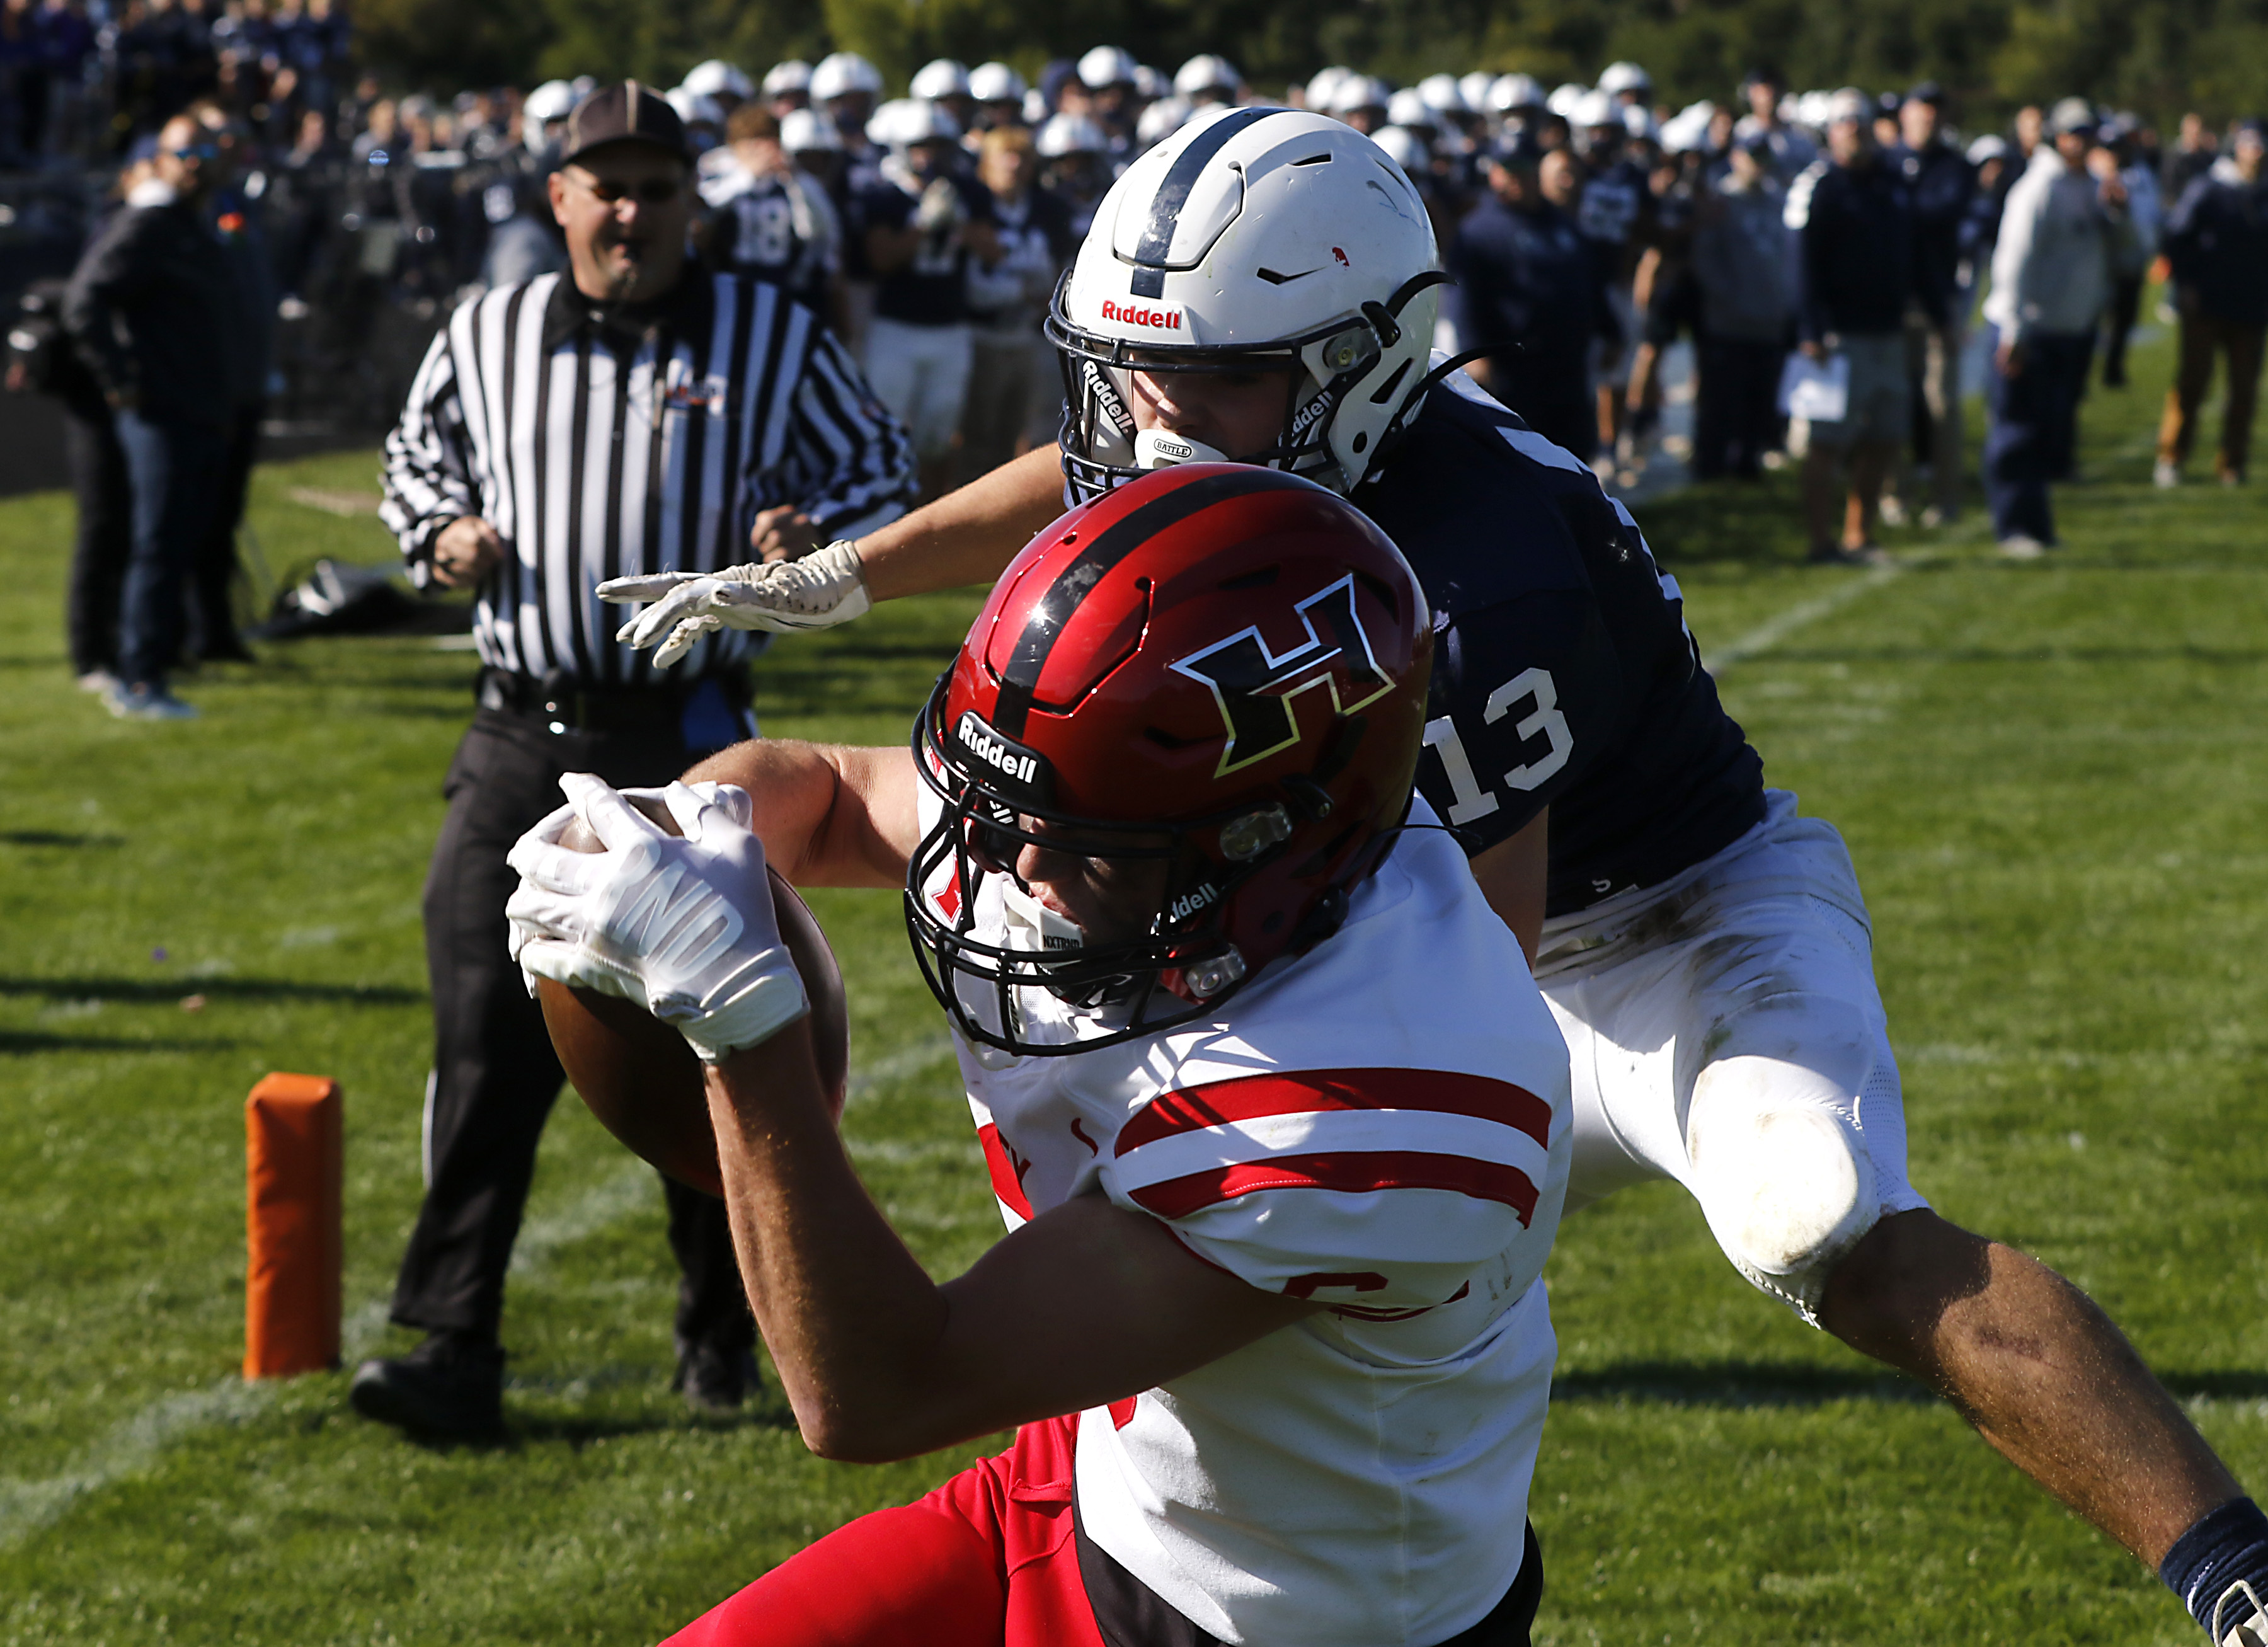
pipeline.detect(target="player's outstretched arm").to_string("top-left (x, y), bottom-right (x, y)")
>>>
top-left (856, 442), bottom-right (1068, 602)
top-left (680, 739), bottom-right (920, 890)
top-left (597, 446), bottom-right (1067, 656)
top-left (704, 1036), bottom-right (1315, 1463)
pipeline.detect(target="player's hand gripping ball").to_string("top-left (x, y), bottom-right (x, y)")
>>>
top-left (508, 777), bottom-right (848, 1198)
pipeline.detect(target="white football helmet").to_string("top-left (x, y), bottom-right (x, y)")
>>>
top-left (779, 108), bottom-right (840, 153)
top-left (1046, 108), bottom-right (1446, 501)
top-left (1136, 95), bottom-right (1193, 148)
top-left (810, 52), bottom-right (883, 102)
top-left (1597, 60), bottom-right (1654, 101)
top-left (910, 58), bottom-right (970, 101)
top-left (682, 59), bottom-right (753, 101)
top-left (1174, 54), bottom-right (1241, 102)
top-left (1457, 71), bottom-right (1495, 114)
top-left (1385, 88), bottom-right (1432, 130)
top-left (1327, 74), bottom-right (1394, 118)
top-left (1305, 66), bottom-right (1353, 110)
top-left (1035, 112), bottom-right (1106, 159)
top-left (1491, 73), bottom-right (1546, 115)
top-left (1078, 45), bottom-right (1139, 90)
top-left (761, 60), bottom-right (812, 98)
top-left (1371, 124), bottom-right (1433, 174)
top-left (1546, 81), bottom-right (1589, 117)
top-left (968, 61), bottom-right (1025, 105)
top-left (1416, 73), bottom-right (1467, 116)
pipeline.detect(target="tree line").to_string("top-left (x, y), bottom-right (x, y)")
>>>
top-left (357, 0), bottom-right (2268, 130)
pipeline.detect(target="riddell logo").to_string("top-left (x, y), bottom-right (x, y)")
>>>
top-left (957, 711), bottom-right (1044, 789)
top-left (1099, 299), bottom-right (1183, 331)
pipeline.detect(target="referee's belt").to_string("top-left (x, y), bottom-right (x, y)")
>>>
top-left (476, 667), bottom-right (748, 735)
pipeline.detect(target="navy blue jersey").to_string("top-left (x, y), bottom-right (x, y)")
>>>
top-left (1353, 380), bottom-right (1766, 915)
top-left (864, 171), bottom-right (995, 326)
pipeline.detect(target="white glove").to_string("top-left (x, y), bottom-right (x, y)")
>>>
top-left (915, 177), bottom-right (963, 232)
top-left (597, 540), bottom-right (871, 664)
top-left (507, 774), bottom-right (810, 1064)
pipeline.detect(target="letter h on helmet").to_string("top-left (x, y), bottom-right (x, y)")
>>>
top-left (905, 465), bottom-right (1435, 1056)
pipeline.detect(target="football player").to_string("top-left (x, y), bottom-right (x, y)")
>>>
top-left (510, 467), bottom-right (1574, 1644)
top-left (597, 108), bottom-right (2268, 1643)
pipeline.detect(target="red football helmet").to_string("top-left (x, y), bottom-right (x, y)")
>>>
top-left (905, 463), bottom-right (1435, 1055)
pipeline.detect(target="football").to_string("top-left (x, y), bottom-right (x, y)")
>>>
top-left (536, 793), bottom-right (850, 1197)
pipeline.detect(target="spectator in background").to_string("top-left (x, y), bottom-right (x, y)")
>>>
top-left (1447, 134), bottom-right (1616, 457)
top-left (1690, 129), bottom-right (1792, 478)
top-left (2014, 105), bottom-right (2044, 163)
top-left (967, 60), bottom-right (1026, 133)
top-left (862, 98), bottom-right (999, 499)
top-left (1962, 134), bottom-right (2013, 278)
top-left (2165, 112), bottom-right (2219, 198)
top-left (10, 272), bottom-right (128, 689)
top-left (183, 100), bottom-right (267, 665)
top-left (1786, 87), bottom-right (1914, 564)
top-left (1981, 97), bottom-right (2133, 554)
top-left (1732, 66), bottom-right (1814, 184)
top-left (476, 167), bottom-right (563, 289)
top-left (2099, 117), bottom-right (2162, 388)
top-left (1034, 110), bottom-right (1108, 240)
top-left (958, 123), bottom-right (1070, 476)
top-left (2156, 119), bottom-right (2268, 487)
top-left (62, 111), bottom-right (248, 720)
top-left (703, 103), bottom-right (842, 324)
top-left (38, 0), bottom-right (96, 160)
top-left (1886, 82), bottom-right (1976, 526)
top-left (762, 59), bottom-right (810, 118)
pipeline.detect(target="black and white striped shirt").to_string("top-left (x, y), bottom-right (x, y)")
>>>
top-left (381, 269), bottom-right (914, 684)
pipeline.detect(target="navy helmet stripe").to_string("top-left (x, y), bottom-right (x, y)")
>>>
top-left (1128, 106), bottom-right (1281, 299)
top-left (990, 468), bottom-right (1317, 737)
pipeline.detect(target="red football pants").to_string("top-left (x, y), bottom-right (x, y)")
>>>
top-left (661, 1415), bottom-right (1106, 1647)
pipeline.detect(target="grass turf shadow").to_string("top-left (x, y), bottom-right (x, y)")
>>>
top-left (0, 975), bottom-right (425, 1006)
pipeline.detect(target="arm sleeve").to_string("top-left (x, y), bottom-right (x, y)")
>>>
top-left (377, 319), bottom-right (476, 588)
top-left (1795, 190), bottom-right (1832, 345)
top-left (61, 211), bottom-right (146, 402)
top-left (1984, 178), bottom-right (2037, 338)
top-left (1098, 1067), bottom-right (1554, 1311)
top-left (770, 321), bottom-right (917, 538)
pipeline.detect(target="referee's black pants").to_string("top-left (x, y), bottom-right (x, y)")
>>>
top-left (389, 695), bottom-right (755, 1356)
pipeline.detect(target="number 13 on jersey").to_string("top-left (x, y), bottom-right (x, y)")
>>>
top-left (1423, 667), bottom-right (1572, 826)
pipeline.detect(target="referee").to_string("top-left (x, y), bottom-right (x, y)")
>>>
top-left (358, 82), bottom-right (912, 1439)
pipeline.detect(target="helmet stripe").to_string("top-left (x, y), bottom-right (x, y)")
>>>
top-left (1128, 106), bottom-right (1283, 299)
top-left (990, 467), bottom-right (1317, 737)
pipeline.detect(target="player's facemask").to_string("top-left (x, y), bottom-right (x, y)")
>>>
top-left (905, 676), bottom-right (1298, 1057)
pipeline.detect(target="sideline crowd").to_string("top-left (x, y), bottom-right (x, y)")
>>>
top-left (18, 34), bottom-right (2268, 718)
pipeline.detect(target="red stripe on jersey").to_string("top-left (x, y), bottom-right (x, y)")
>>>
top-left (1127, 1151), bottom-right (1539, 1224)
top-left (1114, 1068), bottom-right (1552, 1156)
top-left (977, 1123), bottom-right (1034, 1221)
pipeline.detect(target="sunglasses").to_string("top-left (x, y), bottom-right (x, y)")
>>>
top-left (164, 142), bottom-right (223, 161)
top-left (565, 170), bottom-right (682, 204)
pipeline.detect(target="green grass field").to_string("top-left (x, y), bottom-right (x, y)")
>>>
top-left (3, 325), bottom-right (2264, 1646)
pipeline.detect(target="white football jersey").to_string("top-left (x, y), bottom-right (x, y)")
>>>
top-left (916, 791), bottom-right (1573, 1646)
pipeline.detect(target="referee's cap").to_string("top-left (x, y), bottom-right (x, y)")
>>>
top-left (559, 81), bottom-right (691, 169)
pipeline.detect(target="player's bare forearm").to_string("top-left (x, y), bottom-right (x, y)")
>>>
top-left (857, 444), bottom-right (1067, 603)
top-left (680, 740), bottom-right (917, 888)
top-left (1468, 808), bottom-right (1549, 966)
top-left (706, 1042), bottom-right (1314, 1463)
top-left (1821, 1210), bottom-right (2242, 1566)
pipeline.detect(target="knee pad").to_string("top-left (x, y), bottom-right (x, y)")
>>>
top-left (1686, 1052), bottom-right (1882, 1324)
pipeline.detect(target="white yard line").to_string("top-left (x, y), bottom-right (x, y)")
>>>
top-left (0, 1035), bottom-right (960, 1549)
top-left (1704, 561), bottom-right (1910, 679)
